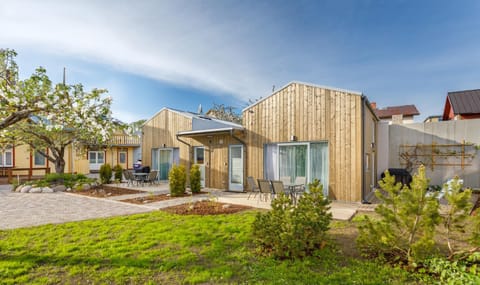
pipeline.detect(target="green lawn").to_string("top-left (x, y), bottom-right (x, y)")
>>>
top-left (0, 210), bottom-right (424, 284)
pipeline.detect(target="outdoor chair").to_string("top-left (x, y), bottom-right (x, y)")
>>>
top-left (257, 179), bottom-right (273, 202)
top-left (123, 170), bottom-right (135, 187)
top-left (270, 180), bottom-right (288, 198)
top-left (280, 176), bottom-right (291, 185)
top-left (144, 170), bottom-right (158, 185)
top-left (247, 176), bottom-right (260, 199)
top-left (293, 176), bottom-right (306, 200)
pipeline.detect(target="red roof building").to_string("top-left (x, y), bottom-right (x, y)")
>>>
top-left (442, 89), bottom-right (480, 121)
top-left (371, 103), bottom-right (420, 124)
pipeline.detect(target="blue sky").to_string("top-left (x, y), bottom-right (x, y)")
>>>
top-left (1, 0), bottom-right (479, 123)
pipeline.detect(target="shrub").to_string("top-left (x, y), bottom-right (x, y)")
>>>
top-left (190, 164), bottom-right (201, 193)
top-left (356, 165), bottom-right (441, 264)
top-left (99, 164), bottom-right (113, 184)
top-left (422, 257), bottom-right (480, 284)
top-left (252, 178), bottom-right (331, 259)
top-left (169, 164), bottom-right (186, 197)
top-left (113, 165), bottom-right (123, 181)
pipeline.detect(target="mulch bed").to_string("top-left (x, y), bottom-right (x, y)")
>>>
top-left (72, 185), bottom-right (143, 197)
top-left (121, 191), bottom-right (209, 204)
top-left (161, 201), bottom-right (252, 215)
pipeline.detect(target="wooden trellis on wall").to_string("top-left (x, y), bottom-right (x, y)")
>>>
top-left (399, 141), bottom-right (476, 171)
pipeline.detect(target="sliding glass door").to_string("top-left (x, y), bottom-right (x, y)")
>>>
top-left (152, 148), bottom-right (176, 181)
top-left (264, 141), bottom-right (328, 195)
top-left (278, 144), bottom-right (307, 185)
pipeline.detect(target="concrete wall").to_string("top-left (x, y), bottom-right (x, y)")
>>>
top-left (384, 119), bottom-right (480, 188)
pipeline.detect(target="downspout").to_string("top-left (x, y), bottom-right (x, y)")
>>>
top-left (176, 134), bottom-right (192, 170)
top-left (361, 95), bottom-right (366, 203)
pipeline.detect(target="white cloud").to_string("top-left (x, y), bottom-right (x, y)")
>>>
top-left (0, 0), bottom-right (279, 100)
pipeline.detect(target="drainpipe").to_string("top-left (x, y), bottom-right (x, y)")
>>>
top-left (176, 134), bottom-right (192, 176)
top-left (361, 95), bottom-right (366, 203)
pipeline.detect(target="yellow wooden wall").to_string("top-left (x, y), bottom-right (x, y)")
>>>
top-left (243, 82), bottom-right (371, 202)
top-left (142, 108), bottom-right (245, 190)
top-left (8, 144), bottom-right (137, 175)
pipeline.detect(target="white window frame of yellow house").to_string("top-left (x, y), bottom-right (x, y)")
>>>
top-left (0, 148), bottom-right (13, 167)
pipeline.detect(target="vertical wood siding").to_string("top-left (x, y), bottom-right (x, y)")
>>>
top-left (243, 82), bottom-right (367, 202)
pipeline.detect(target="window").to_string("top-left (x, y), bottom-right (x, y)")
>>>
top-left (119, 151), bottom-right (127, 164)
top-left (264, 142), bottom-right (329, 195)
top-left (34, 151), bottom-right (46, 166)
top-left (0, 148), bottom-right (13, 167)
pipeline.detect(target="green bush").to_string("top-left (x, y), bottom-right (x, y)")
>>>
top-left (252, 179), bottom-right (331, 259)
top-left (169, 164), bottom-right (186, 197)
top-left (190, 164), bottom-right (201, 193)
top-left (113, 165), bottom-right (123, 181)
top-left (422, 257), bottom-right (480, 284)
top-left (356, 165), bottom-right (441, 264)
top-left (99, 164), bottom-right (113, 184)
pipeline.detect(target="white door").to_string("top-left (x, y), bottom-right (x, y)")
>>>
top-left (89, 151), bottom-right (105, 171)
top-left (194, 147), bottom-right (205, 187)
top-left (229, 145), bottom-right (244, 192)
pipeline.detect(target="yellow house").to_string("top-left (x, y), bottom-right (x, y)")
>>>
top-left (0, 133), bottom-right (140, 182)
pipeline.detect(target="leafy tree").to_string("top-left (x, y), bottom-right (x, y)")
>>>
top-left (205, 103), bottom-right (242, 124)
top-left (0, 49), bottom-right (56, 130)
top-left (1, 50), bottom-right (115, 173)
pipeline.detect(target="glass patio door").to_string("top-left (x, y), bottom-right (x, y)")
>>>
top-left (229, 145), bottom-right (244, 191)
top-left (152, 148), bottom-right (173, 181)
top-left (194, 147), bottom-right (205, 187)
top-left (278, 144), bottom-right (308, 185)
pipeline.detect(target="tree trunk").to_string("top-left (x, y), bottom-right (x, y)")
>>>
top-left (55, 158), bottom-right (65, 174)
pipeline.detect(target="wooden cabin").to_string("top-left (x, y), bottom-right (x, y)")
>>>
top-left (141, 108), bottom-right (245, 190)
top-left (243, 82), bottom-right (378, 202)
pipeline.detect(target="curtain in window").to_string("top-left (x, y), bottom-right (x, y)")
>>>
top-left (279, 144), bottom-right (307, 184)
top-left (310, 142), bottom-right (329, 196)
top-left (264, 144), bottom-right (278, 180)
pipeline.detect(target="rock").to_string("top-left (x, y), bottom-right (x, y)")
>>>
top-left (222, 204), bottom-right (231, 209)
top-left (30, 187), bottom-right (43, 193)
top-left (82, 184), bottom-right (91, 190)
top-left (20, 185), bottom-right (32, 193)
top-left (66, 187), bottom-right (72, 192)
top-left (52, 185), bottom-right (67, 192)
top-left (15, 185), bottom-right (23, 192)
top-left (42, 187), bottom-right (54, 193)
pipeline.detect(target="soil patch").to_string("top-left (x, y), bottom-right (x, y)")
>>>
top-left (72, 185), bottom-right (143, 197)
top-left (161, 201), bottom-right (252, 215)
top-left (121, 191), bottom-right (209, 204)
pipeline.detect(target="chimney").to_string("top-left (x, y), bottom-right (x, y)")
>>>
top-left (370, 102), bottom-right (377, 109)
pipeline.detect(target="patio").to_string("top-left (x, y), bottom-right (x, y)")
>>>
top-left (0, 182), bottom-right (372, 230)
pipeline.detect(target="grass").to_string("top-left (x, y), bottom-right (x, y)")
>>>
top-left (0, 210), bottom-right (426, 284)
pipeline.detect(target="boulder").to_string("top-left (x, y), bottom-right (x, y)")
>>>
top-left (42, 187), bottom-right (54, 193)
top-left (52, 185), bottom-right (67, 192)
top-left (82, 184), bottom-right (91, 191)
top-left (20, 185), bottom-right (32, 193)
top-left (222, 204), bottom-right (231, 209)
top-left (30, 187), bottom-right (43, 193)
top-left (15, 185), bottom-right (23, 192)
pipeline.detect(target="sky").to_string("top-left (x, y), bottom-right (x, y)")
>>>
top-left (1, 0), bottom-right (479, 123)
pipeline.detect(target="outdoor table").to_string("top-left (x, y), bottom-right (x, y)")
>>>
top-left (133, 173), bottom-right (148, 186)
top-left (284, 184), bottom-right (304, 204)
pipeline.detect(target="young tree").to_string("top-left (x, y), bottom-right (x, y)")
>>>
top-left (0, 49), bottom-right (56, 130)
